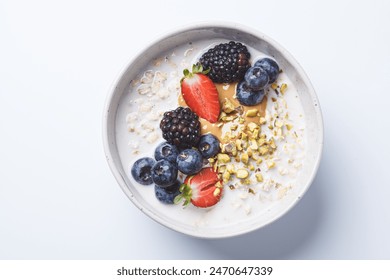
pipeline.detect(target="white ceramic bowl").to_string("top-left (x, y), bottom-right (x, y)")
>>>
top-left (103, 22), bottom-right (323, 238)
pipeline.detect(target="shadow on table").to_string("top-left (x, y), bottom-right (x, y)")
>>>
top-left (185, 159), bottom-right (328, 259)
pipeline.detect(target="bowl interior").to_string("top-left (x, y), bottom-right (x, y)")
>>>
top-left (103, 24), bottom-right (323, 238)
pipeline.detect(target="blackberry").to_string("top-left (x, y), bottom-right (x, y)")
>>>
top-left (199, 41), bottom-right (251, 83)
top-left (160, 107), bottom-right (201, 149)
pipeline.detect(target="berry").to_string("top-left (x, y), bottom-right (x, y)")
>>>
top-left (236, 81), bottom-right (265, 106)
top-left (154, 141), bottom-right (179, 163)
top-left (155, 180), bottom-right (181, 204)
top-left (244, 66), bottom-right (269, 90)
top-left (131, 157), bottom-right (155, 185)
top-left (198, 134), bottom-right (220, 159)
top-left (174, 167), bottom-right (223, 208)
top-left (254, 58), bottom-right (279, 83)
top-left (176, 148), bottom-right (203, 175)
top-left (180, 64), bottom-right (220, 123)
top-left (160, 107), bottom-right (201, 149)
top-left (151, 159), bottom-right (178, 187)
top-left (199, 41), bottom-right (251, 83)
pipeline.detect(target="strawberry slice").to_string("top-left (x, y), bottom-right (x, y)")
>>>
top-left (181, 64), bottom-right (220, 123)
top-left (174, 167), bottom-right (223, 208)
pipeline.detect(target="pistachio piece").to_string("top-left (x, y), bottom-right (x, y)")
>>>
top-left (259, 146), bottom-right (269, 155)
top-left (241, 153), bottom-right (249, 164)
top-left (280, 83), bottom-right (288, 94)
top-left (247, 122), bottom-right (258, 132)
top-left (286, 123), bottom-right (293, 131)
top-left (236, 169), bottom-right (249, 179)
top-left (222, 171), bottom-right (230, 182)
top-left (267, 160), bottom-right (276, 169)
top-left (255, 173), bottom-right (264, 182)
top-left (217, 153), bottom-right (231, 163)
top-left (246, 109), bottom-right (258, 117)
top-left (235, 139), bottom-right (243, 151)
top-left (222, 98), bottom-right (236, 113)
top-left (226, 164), bottom-right (235, 174)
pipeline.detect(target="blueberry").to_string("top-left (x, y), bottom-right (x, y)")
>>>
top-left (131, 157), bottom-right (155, 185)
top-left (176, 149), bottom-right (203, 175)
top-left (154, 180), bottom-right (181, 204)
top-left (154, 142), bottom-right (179, 163)
top-left (198, 134), bottom-right (220, 159)
top-left (151, 159), bottom-right (178, 187)
top-left (254, 58), bottom-right (279, 83)
top-left (236, 81), bottom-right (266, 106)
top-left (244, 67), bottom-right (269, 90)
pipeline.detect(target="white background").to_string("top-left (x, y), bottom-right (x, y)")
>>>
top-left (1, 0), bottom-right (389, 259)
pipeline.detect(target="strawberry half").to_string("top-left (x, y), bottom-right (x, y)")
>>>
top-left (181, 64), bottom-right (220, 123)
top-left (174, 167), bottom-right (223, 208)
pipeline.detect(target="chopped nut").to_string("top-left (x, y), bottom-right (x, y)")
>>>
top-left (256, 158), bottom-right (263, 164)
top-left (267, 160), bottom-right (276, 169)
top-left (222, 98), bottom-right (235, 113)
top-left (241, 178), bottom-right (251, 185)
top-left (275, 119), bottom-right (284, 128)
top-left (219, 112), bottom-right (227, 120)
top-left (213, 188), bottom-right (221, 197)
top-left (246, 109), bottom-right (258, 117)
top-left (240, 132), bottom-right (248, 141)
top-left (226, 164), bottom-right (235, 174)
top-left (221, 115), bottom-right (237, 122)
top-left (236, 169), bottom-right (249, 179)
top-left (280, 83), bottom-right (288, 94)
top-left (235, 139), bottom-right (243, 151)
top-left (252, 129), bottom-right (260, 139)
top-left (286, 123), bottom-right (293, 131)
top-left (217, 153), bottom-right (230, 163)
top-left (258, 138), bottom-right (267, 146)
top-left (215, 181), bottom-right (223, 189)
top-left (248, 188), bottom-right (255, 194)
top-left (259, 117), bottom-right (267, 125)
top-left (247, 122), bottom-right (258, 132)
top-left (223, 142), bottom-right (237, 156)
top-left (250, 140), bottom-right (258, 150)
top-left (230, 124), bottom-right (238, 131)
top-left (269, 138), bottom-right (277, 149)
top-left (248, 164), bottom-right (255, 171)
top-left (218, 165), bottom-right (226, 173)
top-left (259, 146), bottom-right (269, 155)
top-left (246, 147), bottom-right (253, 158)
top-left (241, 153), bottom-right (249, 164)
top-left (222, 171), bottom-right (231, 182)
top-left (255, 173), bottom-right (264, 182)
top-left (271, 83), bottom-right (278, 90)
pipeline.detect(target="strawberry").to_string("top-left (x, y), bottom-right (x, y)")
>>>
top-left (174, 167), bottom-right (223, 208)
top-left (181, 64), bottom-right (220, 123)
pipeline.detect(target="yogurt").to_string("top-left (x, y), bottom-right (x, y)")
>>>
top-left (115, 39), bottom-right (306, 230)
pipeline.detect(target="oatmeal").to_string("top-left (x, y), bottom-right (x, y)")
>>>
top-left (115, 39), bottom-right (306, 228)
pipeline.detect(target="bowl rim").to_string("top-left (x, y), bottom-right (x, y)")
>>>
top-left (102, 21), bottom-right (324, 239)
